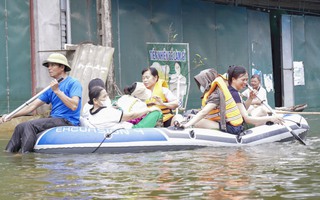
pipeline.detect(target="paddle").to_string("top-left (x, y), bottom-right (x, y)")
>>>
top-left (246, 84), bottom-right (306, 145)
top-left (4, 78), bottom-right (64, 121)
top-left (275, 110), bottom-right (320, 115)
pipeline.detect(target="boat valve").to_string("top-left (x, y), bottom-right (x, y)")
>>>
top-left (189, 130), bottom-right (195, 138)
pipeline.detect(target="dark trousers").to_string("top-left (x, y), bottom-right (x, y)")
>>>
top-left (5, 118), bottom-right (72, 153)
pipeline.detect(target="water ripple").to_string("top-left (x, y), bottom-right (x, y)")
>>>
top-left (1, 128), bottom-right (320, 199)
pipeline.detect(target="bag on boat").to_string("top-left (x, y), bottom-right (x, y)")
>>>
top-left (116, 95), bottom-right (148, 124)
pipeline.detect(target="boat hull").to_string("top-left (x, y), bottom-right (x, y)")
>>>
top-left (34, 114), bottom-right (309, 154)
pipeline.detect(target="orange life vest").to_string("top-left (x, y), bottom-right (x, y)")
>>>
top-left (202, 76), bottom-right (243, 126)
top-left (146, 79), bottom-right (173, 122)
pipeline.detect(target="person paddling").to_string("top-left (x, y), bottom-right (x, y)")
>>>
top-left (242, 74), bottom-right (269, 117)
top-left (0, 53), bottom-right (82, 153)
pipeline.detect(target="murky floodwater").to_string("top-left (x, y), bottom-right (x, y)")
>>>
top-left (0, 115), bottom-right (320, 199)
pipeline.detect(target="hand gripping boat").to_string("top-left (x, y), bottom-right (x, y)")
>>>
top-left (34, 114), bottom-right (309, 154)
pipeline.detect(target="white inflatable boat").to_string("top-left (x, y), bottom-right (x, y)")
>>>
top-left (34, 114), bottom-right (309, 154)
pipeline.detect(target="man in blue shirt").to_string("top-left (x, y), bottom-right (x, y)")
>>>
top-left (1, 53), bottom-right (82, 153)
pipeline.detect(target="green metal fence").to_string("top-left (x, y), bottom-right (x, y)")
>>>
top-left (0, 0), bottom-right (31, 115)
top-left (112, 0), bottom-right (274, 109)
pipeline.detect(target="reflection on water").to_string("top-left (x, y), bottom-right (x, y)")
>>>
top-left (0, 115), bottom-right (320, 199)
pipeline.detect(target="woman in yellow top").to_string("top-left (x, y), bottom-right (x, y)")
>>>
top-left (142, 67), bottom-right (179, 127)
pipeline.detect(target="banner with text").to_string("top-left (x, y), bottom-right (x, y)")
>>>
top-left (147, 43), bottom-right (190, 111)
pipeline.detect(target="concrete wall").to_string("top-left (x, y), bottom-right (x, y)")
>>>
top-left (34, 0), bottom-right (63, 90)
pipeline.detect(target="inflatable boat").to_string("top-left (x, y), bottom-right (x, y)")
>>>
top-left (34, 114), bottom-right (309, 154)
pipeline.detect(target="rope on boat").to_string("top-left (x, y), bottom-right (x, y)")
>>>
top-left (92, 128), bottom-right (125, 153)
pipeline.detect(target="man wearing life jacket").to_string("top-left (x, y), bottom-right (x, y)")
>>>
top-left (181, 68), bottom-right (244, 135)
top-left (142, 67), bottom-right (179, 127)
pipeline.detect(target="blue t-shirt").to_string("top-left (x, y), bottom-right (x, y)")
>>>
top-left (39, 76), bottom-right (82, 125)
top-left (228, 86), bottom-right (242, 103)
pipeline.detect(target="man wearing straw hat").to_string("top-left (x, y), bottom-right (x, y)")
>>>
top-left (0, 53), bottom-right (82, 153)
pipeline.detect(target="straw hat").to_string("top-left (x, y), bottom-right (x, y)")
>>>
top-left (131, 82), bottom-right (151, 101)
top-left (42, 53), bottom-right (71, 71)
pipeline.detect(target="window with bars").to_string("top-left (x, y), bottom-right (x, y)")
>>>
top-left (60, 0), bottom-right (70, 48)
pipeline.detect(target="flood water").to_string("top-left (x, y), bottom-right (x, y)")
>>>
top-left (0, 115), bottom-right (320, 199)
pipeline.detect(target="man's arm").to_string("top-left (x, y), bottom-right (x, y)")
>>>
top-left (54, 91), bottom-right (80, 111)
top-left (51, 79), bottom-right (80, 111)
top-left (1, 99), bottom-right (45, 122)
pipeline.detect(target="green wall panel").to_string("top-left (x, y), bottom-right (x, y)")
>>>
top-left (291, 15), bottom-right (320, 109)
top-left (0, 3), bottom-right (7, 114)
top-left (0, 0), bottom-right (31, 115)
top-left (292, 16), bottom-right (307, 106)
top-left (115, 0), bottom-right (151, 87)
top-left (304, 16), bottom-right (320, 109)
top-left (70, 0), bottom-right (98, 44)
top-left (182, 0), bottom-right (217, 108)
top-left (248, 10), bottom-right (274, 107)
top-left (112, 0), bottom-right (273, 110)
top-left (150, 0), bottom-right (183, 43)
top-left (216, 5), bottom-right (248, 67)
